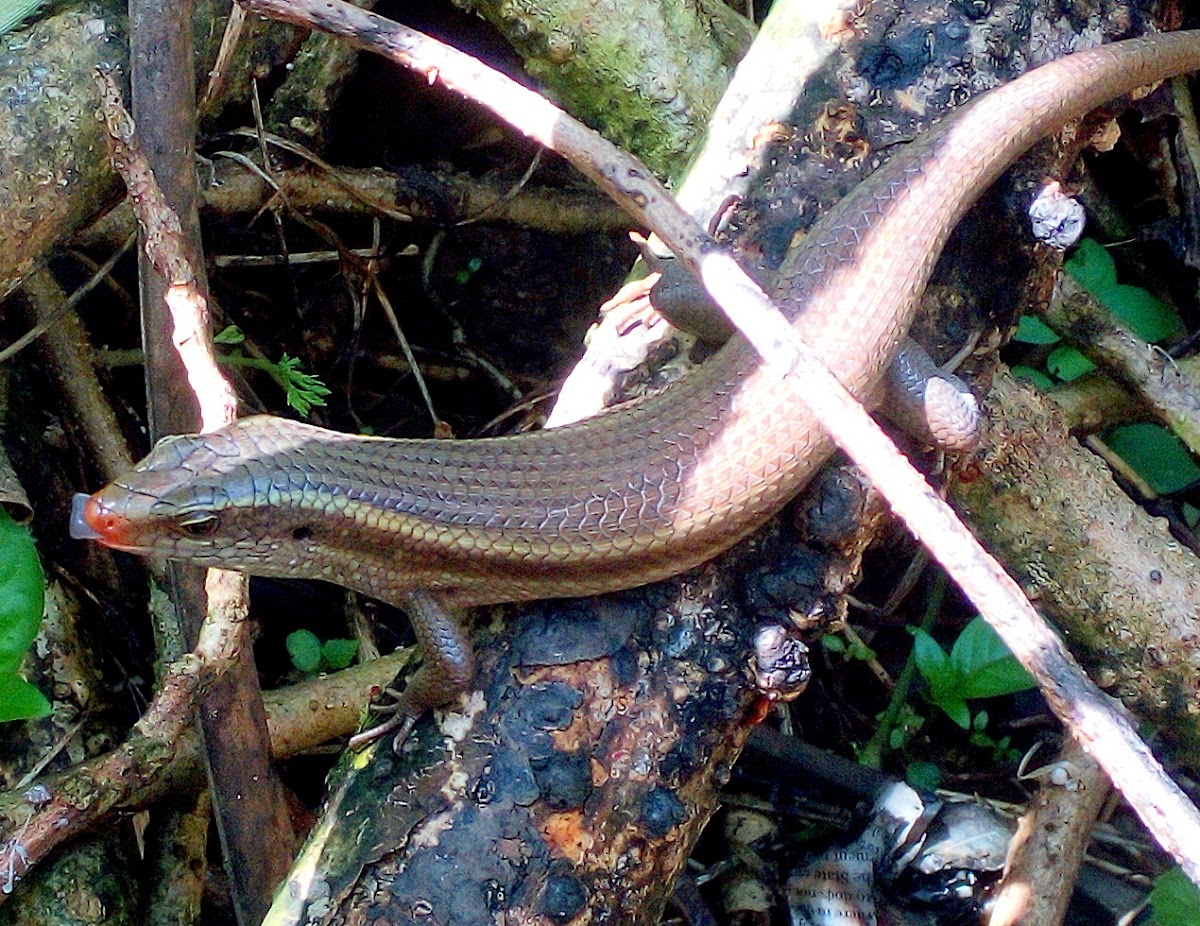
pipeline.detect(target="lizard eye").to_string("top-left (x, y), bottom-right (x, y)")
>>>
top-left (177, 513), bottom-right (220, 538)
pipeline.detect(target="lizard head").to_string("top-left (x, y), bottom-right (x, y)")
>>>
top-left (69, 416), bottom-right (342, 571)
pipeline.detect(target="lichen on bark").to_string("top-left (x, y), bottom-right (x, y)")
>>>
top-left (454, 0), bottom-right (753, 180)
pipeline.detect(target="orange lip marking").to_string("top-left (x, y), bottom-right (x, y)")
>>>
top-left (74, 494), bottom-right (135, 547)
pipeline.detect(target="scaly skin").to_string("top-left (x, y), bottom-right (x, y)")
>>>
top-left (74, 32), bottom-right (1200, 718)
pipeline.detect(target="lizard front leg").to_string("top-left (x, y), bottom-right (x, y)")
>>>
top-left (349, 589), bottom-right (475, 751)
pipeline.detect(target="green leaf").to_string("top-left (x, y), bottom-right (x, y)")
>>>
top-left (1105, 423), bottom-right (1200, 496)
top-left (277, 354), bottom-right (332, 417)
top-left (1045, 345), bottom-right (1095, 382)
top-left (1064, 238), bottom-right (1182, 343)
top-left (286, 629), bottom-right (323, 674)
top-left (1183, 503), bottom-right (1200, 529)
top-left (936, 692), bottom-right (971, 729)
top-left (454, 256), bottom-right (484, 286)
top-left (1010, 365), bottom-right (1055, 392)
top-left (910, 627), bottom-right (953, 688)
top-left (218, 349), bottom-right (332, 418)
top-left (1149, 867), bottom-right (1200, 926)
top-left (821, 635), bottom-right (846, 654)
top-left (951, 618), bottom-right (1036, 700)
top-left (910, 619), bottom-right (1033, 729)
top-left (1099, 284), bottom-right (1181, 343)
top-left (1064, 238), bottom-right (1117, 293)
top-left (213, 324), bottom-right (246, 346)
top-left (0, 674), bottom-right (50, 722)
top-left (1013, 316), bottom-right (1060, 345)
top-left (847, 639), bottom-right (876, 662)
top-left (910, 628), bottom-right (974, 728)
top-left (0, 0), bottom-right (49, 36)
top-left (322, 638), bottom-right (359, 671)
top-left (905, 761), bottom-right (941, 792)
top-left (0, 508), bottom-right (48, 722)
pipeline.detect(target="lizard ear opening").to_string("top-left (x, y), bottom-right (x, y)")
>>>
top-left (291, 525), bottom-right (314, 541)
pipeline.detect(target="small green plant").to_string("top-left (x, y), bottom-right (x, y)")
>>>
top-left (454, 256), bottom-right (483, 286)
top-left (286, 629), bottom-right (359, 676)
top-left (1011, 239), bottom-right (1200, 494)
top-left (215, 325), bottom-right (332, 417)
top-left (965, 709), bottom-right (1022, 766)
top-left (821, 632), bottom-right (876, 663)
top-left (909, 617), bottom-right (1035, 730)
top-left (1148, 867), bottom-right (1200, 926)
top-left (1012, 314), bottom-right (1060, 346)
top-left (884, 702), bottom-right (925, 752)
top-left (905, 760), bottom-right (941, 792)
top-left (0, 508), bottom-right (49, 722)
top-left (1012, 237), bottom-right (1182, 386)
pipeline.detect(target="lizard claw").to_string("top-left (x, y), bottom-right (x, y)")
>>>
top-left (348, 710), bottom-right (418, 752)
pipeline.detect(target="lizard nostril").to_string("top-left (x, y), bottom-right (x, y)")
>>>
top-left (69, 494), bottom-right (130, 543)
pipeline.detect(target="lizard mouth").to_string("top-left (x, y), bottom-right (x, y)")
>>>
top-left (69, 493), bottom-right (142, 551)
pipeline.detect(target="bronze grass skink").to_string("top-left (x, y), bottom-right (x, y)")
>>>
top-left (72, 33), bottom-right (1200, 725)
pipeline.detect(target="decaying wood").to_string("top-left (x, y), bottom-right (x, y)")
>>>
top-left (0, 3), bottom-right (127, 301)
top-left (0, 1), bottom-right (302, 301)
top-left (270, 574), bottom-right (763, 926)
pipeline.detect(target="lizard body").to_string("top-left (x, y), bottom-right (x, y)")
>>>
top-left (73, 31), bottom-right (1200, 726)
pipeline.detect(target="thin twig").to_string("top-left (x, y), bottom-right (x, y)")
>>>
top-left (249, 79), bottom-right (301, 315)
top-left (456, 149), bottom-right (543, 227)
top-left (0, 649), bottom-right (414, 869)
top-left (223, 127), bottom-right (414, 222)
top-left (93, 69), bottom-right (237, 431)
top-left (371, 278), bottom-right (441, 431)
top-left (991, 737), bottom-right (1112, 926)
top-left (198, 3), bottom-right (247, 114)
top-left (0, 234), bottom-right (136, 365)
top-left (24, 268), bottom-right (137, 480)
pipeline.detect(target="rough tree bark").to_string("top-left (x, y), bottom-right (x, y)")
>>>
top-left (0, 1), bottom-right (302, 300)
top-left (454, 0), bottom-right (754, 179)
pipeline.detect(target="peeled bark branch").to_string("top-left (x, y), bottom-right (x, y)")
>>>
top-left (952, 371), bottom-right (1200, 762)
